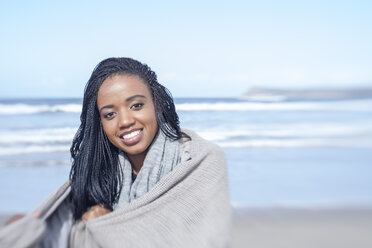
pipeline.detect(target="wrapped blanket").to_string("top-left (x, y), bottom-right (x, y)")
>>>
top-left (0, 129), bottom-right (231, 247)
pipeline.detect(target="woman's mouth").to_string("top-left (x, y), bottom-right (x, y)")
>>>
top-left (119, 129), bottom-right (143, 145)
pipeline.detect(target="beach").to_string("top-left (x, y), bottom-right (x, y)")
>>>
top-left (1, 97), bottom-right (372, 246)
top-left (1, 207), bottom-right (372, 247)
top-left (232, 207), bottom-right (372, 248)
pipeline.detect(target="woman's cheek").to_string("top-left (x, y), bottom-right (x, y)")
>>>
top-left (102, 121), bottom-right (116, 142)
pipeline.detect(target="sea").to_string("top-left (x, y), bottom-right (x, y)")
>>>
top-left (0, 97), bottom-right (372, 213)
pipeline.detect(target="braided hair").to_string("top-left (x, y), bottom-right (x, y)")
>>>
top-left (70, 57), bottom-right (181, 220)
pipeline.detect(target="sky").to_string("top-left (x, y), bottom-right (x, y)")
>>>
top-left (0, 0), bottom-right (371, 98)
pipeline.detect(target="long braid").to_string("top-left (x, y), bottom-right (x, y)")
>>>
top-left (69, 57), bottom-right (181, 220)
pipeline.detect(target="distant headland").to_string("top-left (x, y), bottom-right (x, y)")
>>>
top-left (241, 87), bottom-right (372, 101)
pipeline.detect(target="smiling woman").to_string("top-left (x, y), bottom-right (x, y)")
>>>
top-left (0, 57), bottom-right (231, 248)
top-left (97, 74), bottom-right (159, 174)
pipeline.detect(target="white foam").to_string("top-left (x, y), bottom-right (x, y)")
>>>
top-left (0, 127), bottom-right (76, 144)
top-left (0, 122), bottom-right (371, 156)
top-left (0, 159), bottom-right (71, 167)
top-left (176, 100), bottom-right (372, 112)
top-left (0, 145), bottom-right (70, 156)
top-left (238, 95), bottom-right (288, 102)
top-left (0, 104), bottom-right (82, 115)
top-left (216, 138), bottom-right (372, 148)
top-left (1, 99), bottom-right (372, 115)
top-left (196, 124), bottom-right (372, 141)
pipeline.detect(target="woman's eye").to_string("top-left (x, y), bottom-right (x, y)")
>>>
top-left (103, 112), bottom-right (115, 119)
top-left (131, 103), bottom-right (144, 110)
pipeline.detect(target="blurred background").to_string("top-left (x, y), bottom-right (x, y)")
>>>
top-left (1, 1), bottom-right (372, 246)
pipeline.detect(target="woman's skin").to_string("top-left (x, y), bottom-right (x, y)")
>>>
top-left (81, 205), bottom-right (111, 224)
top-left (5, 211), bottom-right (40, 226)
top-left (82, 74), bottom-right (159, 223)
top-left (97, 74), bottom-right (158, 173)
top-left (5, 214), bottom-right (25, 225)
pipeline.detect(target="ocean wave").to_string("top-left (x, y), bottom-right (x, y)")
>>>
top-left (176, 101), bottom-right (372, 112)
top-left (216, 138), bottom-right (372, 148)
top-left (1, 134), bottom-right (371, 156)
top-left (1, 99), bottom-right (372, 115)
top-left (0, 145), bottom-right (70, 156)
top-left (196, 124), bottom-right (372, 142)
top-left (0, 123), bottom-right (371, 156)
top-left (2, 136), bottom-right (371, 156)
top-left (0, 159), bottom-right (71, 167)
top-left (2, 124), bottom-right (370, 146)
top-left (0, 103), bottom-right (82, 115)
top-left (0, 127), bottom-right (76, 144)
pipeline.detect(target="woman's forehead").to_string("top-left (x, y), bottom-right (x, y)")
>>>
top-left (99, 75), bottom-right (149, 95)
top-left (97, 74), bottom-right (152, 105)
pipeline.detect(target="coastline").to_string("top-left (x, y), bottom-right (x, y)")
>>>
top-left (1, 207), bottom-right (372, 247)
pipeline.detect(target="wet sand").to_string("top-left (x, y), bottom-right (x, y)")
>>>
top-left (232, 207), bottom-right (372, 248)
top-left (1, 207), bottom-right (372, 247)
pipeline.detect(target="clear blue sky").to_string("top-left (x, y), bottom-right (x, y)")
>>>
top-left (1, 0), bottom-right (371, 98)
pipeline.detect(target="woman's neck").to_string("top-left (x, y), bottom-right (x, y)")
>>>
top-left (127, 154), bottom-right (145, 174)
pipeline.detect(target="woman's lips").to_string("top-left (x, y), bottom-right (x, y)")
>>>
top-left (120, 129), bottom-right (143, 145)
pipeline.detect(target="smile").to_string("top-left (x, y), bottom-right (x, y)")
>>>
top-left (120, 129), bottom-right (143, 145)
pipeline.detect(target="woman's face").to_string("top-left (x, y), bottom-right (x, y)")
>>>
top-left (97, 74), bottom-right (158, 163)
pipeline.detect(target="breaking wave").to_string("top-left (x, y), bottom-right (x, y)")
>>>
top-left (1, 99), bottom-right (372, 115)
top-left (1, 124), bottom-right (372, 156)
top-left (0, 104), bottom-right (82, 115)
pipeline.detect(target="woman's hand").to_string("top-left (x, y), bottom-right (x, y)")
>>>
top-left (5, 211), bottom-right (40, 225)
top-left (82, 204), bottom-right (111, 224)
top-left (5, 214), bottom-right (25, 225)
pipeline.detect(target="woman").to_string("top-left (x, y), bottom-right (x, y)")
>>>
top-left (0, 58), bottom-right (231, 247)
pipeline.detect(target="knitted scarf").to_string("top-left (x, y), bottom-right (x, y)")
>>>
top-left (115, 129), bottom-right (181, 208)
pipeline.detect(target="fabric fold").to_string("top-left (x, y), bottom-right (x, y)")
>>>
top-left (115, 129), bottom-right (181, 208)
top-left (0, 129), bottom-right (231, 248)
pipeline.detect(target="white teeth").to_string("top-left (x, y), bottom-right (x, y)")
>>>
top-left (122, 130), bottom-right (141, 140)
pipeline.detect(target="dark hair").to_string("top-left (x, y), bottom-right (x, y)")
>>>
top-left (69, 57), bottom-right (181, 220)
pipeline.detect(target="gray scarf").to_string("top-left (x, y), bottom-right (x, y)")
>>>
top-left (115, 130), bottom-right (181, 209)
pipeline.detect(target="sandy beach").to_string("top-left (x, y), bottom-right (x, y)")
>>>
top-left (2, 98), bottom-right (372, 247)
top-left (232, 207), bottom-right (372, 248)
top-left (1, 207), bottom-right (372, 247)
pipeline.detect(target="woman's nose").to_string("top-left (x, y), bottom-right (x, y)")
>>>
top-left (118, 111), bottom-right (135, 129)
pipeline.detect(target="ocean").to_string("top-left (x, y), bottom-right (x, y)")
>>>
top-left (1, 97), bottom-right (372, 213)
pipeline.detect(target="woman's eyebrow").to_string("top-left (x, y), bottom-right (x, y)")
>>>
top-left (99, 95), bottom-right (146, 113)
top-left (99, 104), bottom-right (114, 113)
top-left (126, 94), bottom-right (146, 102)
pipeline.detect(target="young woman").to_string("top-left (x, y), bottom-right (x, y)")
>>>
top-left (0, 58), bottom-right (231, 247)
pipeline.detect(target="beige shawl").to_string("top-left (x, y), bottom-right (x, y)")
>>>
top-left (0, 129), bottom-right (231, 248)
